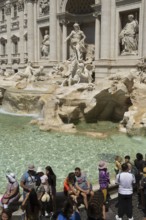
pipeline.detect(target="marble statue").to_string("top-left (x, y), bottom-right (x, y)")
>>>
top-left (65, 23), bottom-right (86, 60)
top-left (61, 60), bottom-right (93, 86)
top-left (41, 30), bottom-right (49, 57)
top-left (40, 0), bottom-right (49, 15)
top-left (119, 14), bottom-right (139, 55)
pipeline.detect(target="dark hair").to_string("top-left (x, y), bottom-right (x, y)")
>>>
top-left (125, 155), bottom-right (130, 160)
top-left (29, 188), bottom-right (40, 213)
top-left (62, 199), bottom-right (73, 219)
top-left (1, 209), bottom-right (12, 220)
top-left (68, 172), bottom-right (75, 183)
top-left (88, 190), bottom-right (104, 219)
top-left (75, 167), bottom-right (81, 172)
top-left (45, 166), bottom-right (55, 176)
top-left (121, 163), bottom-right (128, 171)
top-left (136, 153), bottom-right (143, 160)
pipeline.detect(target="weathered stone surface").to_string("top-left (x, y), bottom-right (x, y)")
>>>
top-left (2, 89), bottom-right (44, 114)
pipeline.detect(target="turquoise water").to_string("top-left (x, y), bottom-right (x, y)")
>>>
top-left (0, 113), bottom-right (146, 193)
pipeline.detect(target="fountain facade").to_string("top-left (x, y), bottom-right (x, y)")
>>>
top-left (0, 0), bottom-right (146, 195)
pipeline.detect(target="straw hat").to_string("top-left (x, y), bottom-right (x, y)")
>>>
top-left (98, 161), bottom-right (107, 170)
top-left (6, 173), bottom-right (16, 183)
top-left (41, 192), bottom-right (50, 202)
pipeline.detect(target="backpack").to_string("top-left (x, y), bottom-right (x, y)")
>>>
top-left (131, 165), bottom-right (138, 176)
top-left (141, 177), bottom-right (146, 194)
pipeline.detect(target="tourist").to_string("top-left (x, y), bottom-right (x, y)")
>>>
top-left (64, 172), bottom-right (80, 203)
top-left (134, 153), bottom-right (145, 208)
top-left (20, 164), bottom-right (36, 199)
top-left (140, 167), bottom-right (146, 219)
top-left (114, 156), bottom-right (122, 175)
top-left (65, 23), bottom-right (86, 60)
top-left (45, 166), bottom-right (56, 213)
top-left (1, 209), bottom-right (12, 220)
top-left (75, 167), bottom-right (94, 209)
top-left (119, 14), bottom-right (139, 55)
top-left (87, 190), bottom-right (105, 220)
top-left (56, 199), bottom-right (81, 220)
top-left (115, 163), bottom-right (135, 220)
top-left (98, 161), bottom-right (110, 202)
top-left (21, 188), bottom-right (41, 220)
top-left (1, 173), bottom-right (20, 210)
top-left (36, 167), bottom-right (50, 217)
top-left (124, 155), bottom-right (138, 176)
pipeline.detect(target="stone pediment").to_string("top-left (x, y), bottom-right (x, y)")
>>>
top-left (0, 36), bottom-right (7, 43)
top-left (11, 34), bottom-right (19, 42)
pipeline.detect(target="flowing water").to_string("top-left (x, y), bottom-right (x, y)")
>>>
top-left (0, 113), bottom-right (146, 193)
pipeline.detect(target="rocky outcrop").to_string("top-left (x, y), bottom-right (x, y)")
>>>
top-left (35, 76), bottom-right (132, 132)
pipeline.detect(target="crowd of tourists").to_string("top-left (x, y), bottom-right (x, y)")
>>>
top-left (0, 153), bottom-right (146, 220)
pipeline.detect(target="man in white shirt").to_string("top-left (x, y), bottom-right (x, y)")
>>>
top-left (115, 163), bottom-right (135, 220)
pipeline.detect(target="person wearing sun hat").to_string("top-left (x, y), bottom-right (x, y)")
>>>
top-left (1, 172), bottom-right (20, 209)
top-left (20, 164), bottom-right (36, 199)
top-left (98, 161), bottom-right (110, 202)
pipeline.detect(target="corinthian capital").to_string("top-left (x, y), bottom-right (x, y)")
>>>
top-left (5, 0), bottom-right (11, 15)
top-left (17, 0), bottom-right (24, 12)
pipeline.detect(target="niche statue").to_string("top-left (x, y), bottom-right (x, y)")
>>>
top-left (41, 30), bottom-right (49, 57)
top-left (65, 23), bottom-right (86, 61)
top-left (119, 14), bottom-right (139, 55)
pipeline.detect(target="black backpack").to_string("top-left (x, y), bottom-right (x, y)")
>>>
top-left (141, 176), bottom-right (146, 194)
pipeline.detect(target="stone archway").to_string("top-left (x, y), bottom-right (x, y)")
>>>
top-left (59, 0), bottom-right (95, 60)
top-left (60, 0), bottom-right (95, 14)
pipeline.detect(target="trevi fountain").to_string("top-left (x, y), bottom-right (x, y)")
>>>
top-left (0, 14), bottom-right (146, 192)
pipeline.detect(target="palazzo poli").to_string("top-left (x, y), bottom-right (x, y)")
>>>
top-left (0, 0), bottom-right (145, 77)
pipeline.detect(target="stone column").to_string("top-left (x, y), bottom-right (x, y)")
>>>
top-left (5, 0), bottom-right (12, 65)
top-left (110, 0), bottom-right (116, 59)
top-left (33, 0), bottom-right (37, 62)
top-left (49, 0), bottom-right (57, 61)
top-left (142, 0), bottom-right (146, 57)
top-left (61, 20), bottom-right (67, 61)
top-left (94, 12), bottom-right (100, 60)
top-left (26, 0), bottom-right (34, 62)
top-left (17, 0), bottom-right (24, 64)
top-left (100, 0), bottom-right (111, 59)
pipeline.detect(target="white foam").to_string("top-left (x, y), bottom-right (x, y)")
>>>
top-left (0, 108), bottom-right (39, 117)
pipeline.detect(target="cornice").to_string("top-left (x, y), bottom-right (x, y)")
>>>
top-left (116, 0), bottom-right (141, 6)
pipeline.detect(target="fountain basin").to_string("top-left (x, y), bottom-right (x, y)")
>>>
top-left (1, 88), bottom-right (50, 114)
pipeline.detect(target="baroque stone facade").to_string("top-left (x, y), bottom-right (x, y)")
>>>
top-left (0, 0), bottom-right (145, 77)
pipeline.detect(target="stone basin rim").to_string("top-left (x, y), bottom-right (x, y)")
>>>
top-left (2, 87), bottom-right (52, 95)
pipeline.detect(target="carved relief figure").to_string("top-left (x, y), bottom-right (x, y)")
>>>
top-left (41, 30), bottom-right (49, 57)
top-left (65, 23), bottom-right (86, 60)
top-left (119, 14), bottom-right (139, 55)
top-left (40, 0), bottom-right (49, 15)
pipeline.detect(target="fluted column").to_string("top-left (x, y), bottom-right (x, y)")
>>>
top-left (5, 0), bottom-right (12, 64)
top-left (26, 0), bottom-right (34, 62)
top-left (17, 0), bottom-right (24, 64)
top-left (142, 0), bottom-right (146, 57)
top-left (49, 0), bottom-right (57, 61)
top-left (100, 0), bottom-right (111, 59)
